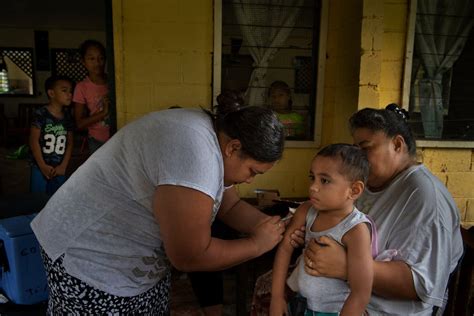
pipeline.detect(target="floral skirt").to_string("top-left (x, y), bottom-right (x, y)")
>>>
top-left (41, 248), bottom-right (170, 315)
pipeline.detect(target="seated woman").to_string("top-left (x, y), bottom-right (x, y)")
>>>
top-left (251, 104), bottom-right (463, 315)
top-left (268, 81), bottom-right (306, 140)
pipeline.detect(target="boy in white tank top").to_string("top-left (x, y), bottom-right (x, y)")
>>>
top-left (271, 144), bottom-right (375, 316)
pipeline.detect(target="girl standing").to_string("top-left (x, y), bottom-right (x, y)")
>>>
top-left (73, 39), bottom-right (110, 153)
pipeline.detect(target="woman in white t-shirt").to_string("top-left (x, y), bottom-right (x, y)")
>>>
top-left (31, 91), bottom-right (286, 314)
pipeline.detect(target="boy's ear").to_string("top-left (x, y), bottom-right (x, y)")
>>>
top-left (46, 88), bottom-right (54, 99)
top-left (349, 181), bottom-right (365, 200)
top-left (224, 139), bottom-right (242, 157)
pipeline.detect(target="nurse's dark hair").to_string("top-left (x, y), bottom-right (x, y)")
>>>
top-left (316, 143), bottom-right (369, 184)
top-left (349, 104), bottom-right (416, 157)
top-left (205, 90), bottom-right (285, 163)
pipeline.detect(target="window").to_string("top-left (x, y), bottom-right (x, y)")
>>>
top-left (404, 0), bottom-right (474, 141)
top-left (51, 49), bottom-right (88, 83)
top-left (0, 48), bottom-right (35, 96)
top-left (213, 0), bottom-right (328, 146)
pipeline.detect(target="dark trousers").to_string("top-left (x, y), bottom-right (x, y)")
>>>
top-left (188, 218), bottom-right (238, 307)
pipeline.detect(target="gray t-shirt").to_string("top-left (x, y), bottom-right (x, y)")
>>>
top-left (286, 207), bottom-right (372, 312)
top-left (31, 108), bottom-right (225, 296)
top-left (356, 164), bottom-right (463, 315)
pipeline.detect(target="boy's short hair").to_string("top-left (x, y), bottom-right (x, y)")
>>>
top-left (316, 143), bottom-right (369, 184)
top-left (268, 80), bottom-right (291, 96)
top-left (79, 39), bottom-right (106, 59)
top-left (268, 80), bottom-right (293, 109)
top-left (44, 75), bottom-right (72, 98)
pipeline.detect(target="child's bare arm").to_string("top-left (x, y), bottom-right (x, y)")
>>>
top-left (270, 202), bottom-right (310, 315)
top-left (74, 102), bottom-right (108, 130)
top-left (340, 222), bottom-right (373, 316)
top-left (55, 131), bottom-right (74, 176)
top-left (29, 126), bottom-right (54, 179)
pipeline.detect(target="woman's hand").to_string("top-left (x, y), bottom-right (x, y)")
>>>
top-left (289, 225), bottom-right (305, 248)
top-left (304, 236), bottom-right (347, 280)
top-left (250, 216), bottom-right (285, 256)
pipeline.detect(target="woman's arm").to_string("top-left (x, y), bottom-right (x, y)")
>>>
top-left (372, 260), bottom-right (417, 299)
top-left (217, 186), bottom-right (270, 234)
top-left (304, 236), bottom-right (418, 300)
top-left (153, 185), bottom-right (284, 272)
top-left (74, 102), bottom-right (108, 130)
top-left (340, 223), bottom-right (373, 316)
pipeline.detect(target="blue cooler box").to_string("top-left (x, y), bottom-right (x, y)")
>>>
top-left (0, 214), bottom-right (48, 304)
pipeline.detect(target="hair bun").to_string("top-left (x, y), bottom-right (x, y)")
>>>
top-left (215, 91), bottom-right (245, 116)
top-left (386, 103), bottom-right (409, 121)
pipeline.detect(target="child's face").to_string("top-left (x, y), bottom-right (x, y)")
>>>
top-left (48, 80), bottom-right (73, 106)
top-left (308, 156), bottom-right (354, 212)
top-left (83, 46), bottom-right (105, 76)
top-left (270, 88), bottom-right (290, 111)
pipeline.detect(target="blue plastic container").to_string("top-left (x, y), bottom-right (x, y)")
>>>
top-left (0, 214), bottom-right (48, 304)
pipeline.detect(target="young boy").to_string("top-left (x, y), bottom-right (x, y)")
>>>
top-left (268, 81), bottom-right (306, 139)
top-left (29, 75), bottom-right (74, 195)
top-left (270, 143), bottom-right (375, 316)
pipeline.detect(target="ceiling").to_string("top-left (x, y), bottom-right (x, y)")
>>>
top-left (1, 0), bottom-right (106, 30)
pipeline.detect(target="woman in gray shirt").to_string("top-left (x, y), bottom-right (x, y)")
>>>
top-left (251, 105), bottom-right (463, 315)
top-left (31, 91), bottom-right (287, 314)
top-left (303, 105), bottom-right (463, 315)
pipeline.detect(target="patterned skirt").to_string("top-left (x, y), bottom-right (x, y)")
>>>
top-left (41, 248), bottom-right (170, 315)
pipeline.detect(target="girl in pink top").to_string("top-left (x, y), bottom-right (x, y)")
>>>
top-left (73, 40), bottom-right (110, 153)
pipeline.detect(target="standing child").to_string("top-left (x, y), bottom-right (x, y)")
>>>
top-left (270, 144), bottom-right (375, 316)
top-left (268, 81), bottom-right (306, 139)
top-left (29, 76), bottom-right (74, 195)
top-left (73, 39), bottom-right (110, 153)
